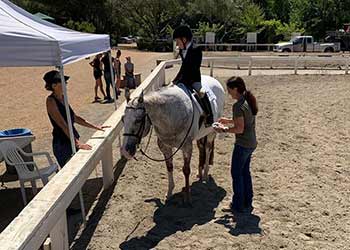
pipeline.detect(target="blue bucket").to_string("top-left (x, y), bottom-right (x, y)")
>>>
top-left (0, 128), bottom-right (32, 138)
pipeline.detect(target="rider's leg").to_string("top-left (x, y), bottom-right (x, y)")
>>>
top-left (201, 94), bottom-right (214, 125)
top-left (192, 82), bottom-right (213, 125)
top-left (192, 82), bottom-right (206, 98)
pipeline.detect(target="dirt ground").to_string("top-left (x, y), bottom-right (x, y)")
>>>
top-left (1, 49), bottom-right (350, 249)
top-left (70, 73), bottom-right (350, 250)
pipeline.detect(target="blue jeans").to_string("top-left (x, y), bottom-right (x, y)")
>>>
top-left (104, 71), bottom-right (114, 99)
top-left (231, 144), bottom-right (255, 212)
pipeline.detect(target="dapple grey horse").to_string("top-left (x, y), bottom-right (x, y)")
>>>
top-left (121, 75), bottom-right (225, 203)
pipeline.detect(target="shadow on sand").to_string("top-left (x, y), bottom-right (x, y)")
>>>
top-left (119, 176), bottom-right (226, 250)
top-left (215, 211), bottom-right (262, 236)
top-left (71, 157), bottom-right (128, 249)
top-left (0, 171), bottom-right (104, 240)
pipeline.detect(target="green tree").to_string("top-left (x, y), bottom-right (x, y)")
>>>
top-left (115, 0), bottom-right (185, 40)
top-left (237, 2), bottom-right (265, 35)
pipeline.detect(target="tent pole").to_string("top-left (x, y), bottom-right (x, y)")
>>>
top-left (57, 65), bottom-right (87, 225)
top-left (108, 50), bottom-right (118, 110)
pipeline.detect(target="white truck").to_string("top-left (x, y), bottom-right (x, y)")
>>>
top-left (274, 36), bottom-right (340, 52)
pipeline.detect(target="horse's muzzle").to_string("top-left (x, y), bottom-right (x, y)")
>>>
top-left (121, 146), bottom-right (135, 160)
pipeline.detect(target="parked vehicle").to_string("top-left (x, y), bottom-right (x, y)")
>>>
top-left (325, 23), bottom-right (350, 51)
top-left (119, 36), bottom-right (133, 44)
top-left (136, 37), bottom-right (173, 52)
top-left (274, 36), bottom-right (340, 52)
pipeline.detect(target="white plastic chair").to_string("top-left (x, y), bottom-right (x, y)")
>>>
top-left (0, 140), bottom-right (59, 206)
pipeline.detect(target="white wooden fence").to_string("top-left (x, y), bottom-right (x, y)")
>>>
top-left (196, 43), bottom-right (276, 51)
top-left (0, 54), bottom-right (347, 249)
top-left (201, 55), bottom-right (350, 75)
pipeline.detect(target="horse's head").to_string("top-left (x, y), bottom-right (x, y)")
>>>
top-left (121, 91), bottom-right (151, 159)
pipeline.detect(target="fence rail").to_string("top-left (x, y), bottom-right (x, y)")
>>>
top-left (200, 55), bottom-right (350, 75)
top-left (196, 43), bottom-right (276, 51)
top-left (0, 54), bottom-right (347, 250)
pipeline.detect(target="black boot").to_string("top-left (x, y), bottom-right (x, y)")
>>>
top-left (200, 94), bottom-right (214, 126)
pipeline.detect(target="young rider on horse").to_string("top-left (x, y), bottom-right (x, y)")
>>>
top-left (173, 25), bottom-right (214, 126)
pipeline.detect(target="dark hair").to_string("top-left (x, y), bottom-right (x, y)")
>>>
top-left (45, 82), bottom-right (54, 91)
top-left (43, 70), bottom-right (69, 91)
top-left (226, 76), bottom-right (258, 115)
top-left (173, 25), bottom-right (193, 40)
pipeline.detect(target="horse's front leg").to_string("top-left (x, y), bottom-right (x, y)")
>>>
top-left (157, 138), bottom-right (174, 199)
top-left (182, 142), bottom-right (193, 204)
top-left (203, 132), bottom-right (216, 181)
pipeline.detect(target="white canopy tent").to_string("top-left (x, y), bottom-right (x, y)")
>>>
top-left (0, 0), bottom-right (117, 221)
top-left (0, 0), bottom-right (110, 66)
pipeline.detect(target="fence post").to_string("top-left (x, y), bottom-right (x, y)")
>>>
top-left (345, 57), bottom-right (349, 75)
top-left (237, 53), bottom-right (240, 69)
top-left (210, 61), bottom-right (214, 76)
top-left (248, 57), bottom-right (252, 76)
top-left (159, 67), bottom-right (166, 88)
top-left (294, 57), bottom-right (298, 75)
top-left (102, 142), bottom-right (114, 189)
top-left (50, 214), bottom-right (69, 250)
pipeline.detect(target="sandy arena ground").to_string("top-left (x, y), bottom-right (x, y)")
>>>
top-left (74, 73), bottom-right (349, 249)
top-left (1, 49), bottom-right (350, 249)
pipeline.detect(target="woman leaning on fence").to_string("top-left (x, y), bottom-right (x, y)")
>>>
top-left (43, 70), bottom-right (108, 167)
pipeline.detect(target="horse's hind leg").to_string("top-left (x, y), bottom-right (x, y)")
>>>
top-left (157, 138), bottom-right (174, 199)
top-left (182, 142), bottom-right (193, 204)
top-left (203, 132), bottom-right (216, 181)
top-left (196, 137), bottom-right (206, 181)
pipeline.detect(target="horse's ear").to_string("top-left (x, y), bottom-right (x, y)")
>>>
top-left (138, 90), bottom-right (144, 103)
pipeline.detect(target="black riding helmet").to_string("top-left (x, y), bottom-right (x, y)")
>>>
top-left (173, 25), bottom-right (193, 40)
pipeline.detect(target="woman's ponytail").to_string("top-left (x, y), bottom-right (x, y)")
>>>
top-left (245, 91), bottom-right (258, 115)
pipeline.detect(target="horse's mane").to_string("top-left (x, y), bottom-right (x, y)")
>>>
top-left (144, 85), bottom-right (179, 106)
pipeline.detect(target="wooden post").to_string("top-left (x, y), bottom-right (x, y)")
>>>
top-left (345, 57), bottom-right (349, 75)
top-left (50, 214), bottom-right (69, 250)
top-left (294, 57), bottom-right (298, 75)
top-left (237, 53), bottom-right (240, 69)
top-left (159, 67), bottom-right (166, 88)
top-left (210, 61), bottom-right (214, 76)
top-left (248, 57), bottom-right (252, 76)
top-left (102, 142), bottom-right (114, 189)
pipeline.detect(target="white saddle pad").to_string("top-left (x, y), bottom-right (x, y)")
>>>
top-left (177, 82), bottom-right (219, 121)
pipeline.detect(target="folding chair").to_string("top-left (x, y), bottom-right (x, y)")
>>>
top-left (0, 141), bottom-right (59, 205)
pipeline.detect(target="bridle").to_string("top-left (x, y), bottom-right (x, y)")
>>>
top-left (122, 99), bottom-right (195, 162)
top-left (122, 106), bottom-right (150, 144)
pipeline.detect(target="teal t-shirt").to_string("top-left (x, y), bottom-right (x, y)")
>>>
top-left (232, 96), bottom-right (257, 148)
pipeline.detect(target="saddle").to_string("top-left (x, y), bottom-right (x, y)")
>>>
top-left (177, 83), bottom-right (218, 128)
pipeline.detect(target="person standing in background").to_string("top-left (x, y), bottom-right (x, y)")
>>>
top-left (124, 56), bottom-right (135, 101)
top-left (101, 52), bottom-right (115, 103)
top-left (113, 49), bottom-right (122, 96)
top-left (89, 54), bottom-right (107, 102)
